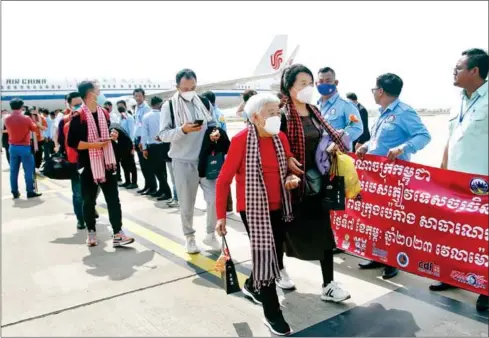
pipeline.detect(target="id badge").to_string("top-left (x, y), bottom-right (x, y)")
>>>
top-left (370, 138), bottom-right (378, 151)
top-left (454, 126), bottom-right (464, 141)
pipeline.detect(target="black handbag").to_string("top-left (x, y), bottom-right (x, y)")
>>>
top-left (41, 153), bottom-right (75, 180)
top-left (304, 167), bottom-right (324, 198)
top-left (221, 236), bottom-right (241, 295)
top-left (321, 157), bottom-right (346, 211)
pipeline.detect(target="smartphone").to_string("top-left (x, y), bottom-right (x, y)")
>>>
top-left (194, 119), bottom-right (204, 126)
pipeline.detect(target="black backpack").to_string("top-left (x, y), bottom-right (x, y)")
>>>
top-left (161, 101), bottom-right (176, 162)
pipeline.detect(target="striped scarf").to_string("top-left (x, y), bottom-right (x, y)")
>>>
top-left (81, 104), bottom-right (117, 183)
top-left (283, 100), bottom-right (347, 201)
top-left (245, 124), bottom-right (293, 291)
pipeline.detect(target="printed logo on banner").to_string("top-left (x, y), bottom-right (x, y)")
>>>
top-left (372, 244), bottom-right (388, 262)
top-left (469, 178), bottom-right (489, 196)
top-left (396, 252), bottom-right (409, 268)
top-left (341, 234), bottom-right (351, 250)
top-left (354, 237), bottom-right (367, 256)
top-left (417, 261), bottom-right (440, 277)
top-left (450, 271), bottom-right (488, 290)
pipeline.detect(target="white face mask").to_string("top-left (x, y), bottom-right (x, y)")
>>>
top-left (180, 90), bottom-right (196, 101)
top-left (296, 85), bottom-right (315, 104)
top-left (263, 115), bottom-right (281, 135)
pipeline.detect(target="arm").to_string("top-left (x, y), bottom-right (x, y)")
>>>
top-left (215, 134), bottom-right (245, 220)
top-left (67, 115), bottom-right (105, 150)
top-left (141, 117), bottom-right (149, 151)
top-left (441, 140), bottom-right (448, 169)
top-left (158, 101), bottom-right (186, 142)
top-left (343, 102), bottom-right (363, 142)
top-left (399, 110), bottom-right (432, 155)
top-left (128, 115), bottom-right (135, 140)
top-left (57, 120), bottom-right (66, 153)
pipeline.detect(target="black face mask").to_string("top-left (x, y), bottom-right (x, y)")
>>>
top-left (117, 107), bottom-right (126, 113)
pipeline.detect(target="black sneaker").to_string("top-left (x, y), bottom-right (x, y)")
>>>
top-left (476, 294), bottom-right (488, 312)
top-left (12, 192), bottom-right (20, 199)
top-left (27, 192), bottom-right (42, 198)
top-left (126, 183), bottom-right (138, 189)
top-left (242, 283), bottom-right (263, 305)
top-left (263, 312), bottom-right (292, 336)
top-left (77, 221), bottom-right (86, 230)
top-left (119, 182), bottom-right (130, 188)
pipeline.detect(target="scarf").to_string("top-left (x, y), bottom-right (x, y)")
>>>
top-left (245, 124), bottom-right (293, 291)
top-left (283, 100), bottom-right (347, 199)
top-left (170, 92), bottom-right (213, 126)
top-left (81, 104), bottom-right (117, 183)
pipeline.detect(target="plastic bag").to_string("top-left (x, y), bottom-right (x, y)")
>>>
top-left (334, 151), bottom-right (361, 199)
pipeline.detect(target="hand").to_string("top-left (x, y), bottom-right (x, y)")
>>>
top-left (355, 146), bottom-right (368, 159)
top-left (288, 157), bottom-right (304, 175)
top-left (138, 143), bottom-right (143, 151)
top-left (182, 123), bottom-right (202, 134)
top-left (327, 142), bottom-right (339, 154)
top-left (94, 140), bottom-right (110, 149)
top-left (210, 129), bottom-right (220, 142)
top-left (355, 143), bottom-right (363, 152)
top-left (131, 148), bottom-right (135, 155)
top-left (216, 218), bottom-right (227, 237)
top-left (143, 150), bottom-right (148, 159)
top-left (387, 146), bottom-right (404, 161)
top-left (285, 175), bottom-right (301, 190)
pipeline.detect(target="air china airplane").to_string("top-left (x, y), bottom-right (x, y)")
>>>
top-left (1, 35), bottom-right (299, 111)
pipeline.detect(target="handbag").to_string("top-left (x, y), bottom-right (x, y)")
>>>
top-left (205, 151), bottom-right (225, 180)
top-left (322, 156), bottom-right (346, 211)
top-left (220, 236), bottom-right (241, 295)
top-left (41, 153), bottom-right (75, 180)
top-left (304, 167), bottom-right (324, 198)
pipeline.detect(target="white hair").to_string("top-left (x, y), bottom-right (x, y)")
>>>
top-left (243, 93), bottom-right (280, 119)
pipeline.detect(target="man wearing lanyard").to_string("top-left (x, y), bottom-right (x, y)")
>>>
top-left (356, 73), bottom-right (431, 280)
top-left (316, 67), bottom-right (363, 149)
top-left (430, 48), bottom-right (488, 312)
top-left (132, 88), bottom-right (152, 195)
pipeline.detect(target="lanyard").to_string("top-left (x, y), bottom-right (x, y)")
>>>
top-left (459, 95), bottom-right (480, 124)
top-left (324, 94), bottom-right (340, 112)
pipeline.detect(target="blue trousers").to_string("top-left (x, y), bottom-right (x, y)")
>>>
top-left (71, 174), bottom-right (84, 224)
top-left (9, 145), bottom-right (35, 194)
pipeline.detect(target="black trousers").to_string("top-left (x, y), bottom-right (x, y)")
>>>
top-left (43, 139), bottom-right (54, 161)
top-left (147, 144), bottom-right (171, 196)
top-left (120, 152), bottom-right (137, 185)
top-left (240, 210), bottom-right (285, 319)
top-left (80, 167), bottom-right (122, 234)
top-left (32, 140), bottom-right (44, 169)
top-left (135, 137), bottom-right (155, 190)
top-left (3, 142), bottom-right (10, 164)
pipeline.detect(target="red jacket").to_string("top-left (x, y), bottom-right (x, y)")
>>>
top-left (215, 129), bottom-right (293, 220)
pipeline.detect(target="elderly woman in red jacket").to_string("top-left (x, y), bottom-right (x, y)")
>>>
top-left (215, 93), bottom-right (300, 336)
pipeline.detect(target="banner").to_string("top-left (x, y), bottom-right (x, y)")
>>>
top-left (331, 154), bottom-right (489, 296)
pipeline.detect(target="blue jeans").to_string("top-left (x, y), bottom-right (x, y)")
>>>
top-left (71, 174), bottom-right (84, 224)
top-left (9, 145), bottom-right (35, 194)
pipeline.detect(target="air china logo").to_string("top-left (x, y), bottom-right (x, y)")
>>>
top-left (417, 261), bottom-right (440, 277)
top-left (270, 49), bottom-right (284, 70)
top-left (469, 178), bottom-right (489, 196)
top-left (450, 271), bottom-right (487, 290)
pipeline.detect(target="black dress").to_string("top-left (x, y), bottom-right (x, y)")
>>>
top-left (283, 114), bottom-right (337, 261)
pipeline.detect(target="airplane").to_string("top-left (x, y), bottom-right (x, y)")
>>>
top-left (1, 35), bottom-right (299, 112)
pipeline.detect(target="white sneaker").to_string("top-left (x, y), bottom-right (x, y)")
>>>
top-left (276, 268), bottom-right (296, 290)
top-left (203, 233), bottom-right (221, 251)
top-left (321, 281), bottom-right (351, 303)
top-left (185, 236), bottom-right (200, 254)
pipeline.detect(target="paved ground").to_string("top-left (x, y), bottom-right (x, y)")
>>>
top-left (1, 122), bottom-right (488, 337)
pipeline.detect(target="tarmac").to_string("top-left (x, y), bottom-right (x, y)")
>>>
top-left (1, 122), bottom-right (488, 337)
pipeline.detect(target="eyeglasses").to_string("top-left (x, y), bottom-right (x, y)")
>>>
top-left (371, 88), bottom-right (379, 94)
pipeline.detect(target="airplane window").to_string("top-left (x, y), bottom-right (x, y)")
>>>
top-left (121, 85), bottom-right (124, 88)
top-left (103, 85), bottom-right (106, 88)
top-left (129, 85), bottom-right (132, 88)
top-left (20, 86), bottom-right (24, 89)
top-left (7, 86), bottom-right (10, 89)
top-left (46, 85), bottom-right (49, 89)
top-left (14, 86), bottom-right (17, 89)
top-left (58, 85), bottom-right (61, 89)
top-left (0, 85), bottom-right (3, 89)
top-left (27, 86), bottom-right (30, 89)
top-left (34, 86), bottom-right (37, 89)
top-left (158, 84), bottom-right (160, 88)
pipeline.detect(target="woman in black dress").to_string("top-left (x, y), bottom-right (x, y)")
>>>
top-left (280, 64), bottom-right (351, 303)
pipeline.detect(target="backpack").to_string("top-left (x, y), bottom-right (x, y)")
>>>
top-left (162, 101), bottom-right (176, 162)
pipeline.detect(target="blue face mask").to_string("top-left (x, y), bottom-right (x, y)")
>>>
top-left (317, 83), bottom-right (337, 96)
top-left (96, 93), bottom-right (107, 106)
top-left (72, 104), bottom-right (82, 110)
